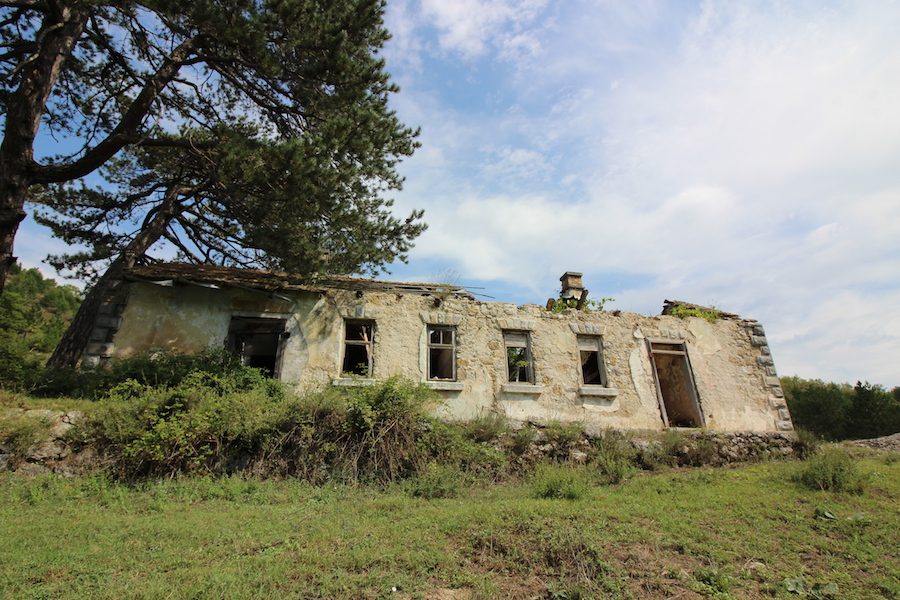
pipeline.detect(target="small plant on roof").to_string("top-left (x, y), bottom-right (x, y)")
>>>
top-left (550, 295), bottom-right (614, 314)
top-left (668, 304), bottom-right (720, 323)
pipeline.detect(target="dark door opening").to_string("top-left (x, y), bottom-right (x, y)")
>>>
top-left (647, 341), bottom-right (704, 427)
top-left (227, 317), bottom-right (288, 378)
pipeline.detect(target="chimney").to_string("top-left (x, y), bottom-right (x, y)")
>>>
top-left (560, 271), bottom-right (583, 300)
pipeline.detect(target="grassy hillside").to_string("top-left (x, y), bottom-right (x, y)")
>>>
top-left (2, 452), bottom-right (898, 600)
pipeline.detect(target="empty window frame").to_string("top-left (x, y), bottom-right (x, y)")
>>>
top-left (647, 341), bottom-right (704, 428)
top-left (504, 331), bottom-right (534, 383)
top-left (342, 320), bottom-right (374, 376)
top-left (227, 317), bottom-right (288, 378)
top-left (427, 325), bottom-right (456, 380)
top-left (578, 336), bottom-right (608, 386)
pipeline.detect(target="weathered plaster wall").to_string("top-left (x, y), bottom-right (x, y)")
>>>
top-left (109, 281), bottom-right (790, 432)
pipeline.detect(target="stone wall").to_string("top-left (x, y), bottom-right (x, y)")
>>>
top-left (1, 408), bottom-right (800, 477)
top-left (103, 276), bottom-right (792, 433)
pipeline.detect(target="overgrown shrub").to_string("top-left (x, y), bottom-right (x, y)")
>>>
top-left (424, 419), bottom-right (508, 478)
top-left (793, 428), bottom-right (823, 460)
top-left (462, 411), bottom-right (508, 443)
top-left (796, 448), bottom-right (865, 493)
top-left (91, 369), bottom-right (288, 476)
top-left (530, 464), bottom-right (592, 500)
top-left (28, 348), bottom-right (248, 399)
top-left (0, 410), bottom-right (54, 456)
top-left (406, 464), bottom-right (468, 499)
top-left (341, 376), bottom-right (437, 482)
top-left (591, 430), bottom-right (638, 484)
top-left (81, 372), bottom-right (441, 483)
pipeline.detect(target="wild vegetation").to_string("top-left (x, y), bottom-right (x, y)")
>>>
top-left (667, 304), bottom-right (720, 323)
top-left (782, 376), bottom-right (900, 441)
top-left (1, 448), bottom-right (898, 599)
top-left (0, 263), bottom-right (81, 385)
top-left (2, 271), bottom-right (899, 598)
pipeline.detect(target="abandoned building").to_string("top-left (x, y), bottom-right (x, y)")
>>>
top-left (84, 264), bottom-right (793, 433)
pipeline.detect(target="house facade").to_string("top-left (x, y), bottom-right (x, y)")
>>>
top-left (86, 264), bottom-right (793, 432)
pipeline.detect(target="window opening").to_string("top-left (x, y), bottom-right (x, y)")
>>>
top-left (578, 336), bottom-right (607, 386)
top-left (227, 317), bottom-right (288, 378)
top-left (342, 320), bottom-right (374, 376)
top-left (427, 325), bottom-right (456, 380)
top-left (647, 341), bottom-right (704, 427)
top-left (504, 331), bottom-right (533, 383)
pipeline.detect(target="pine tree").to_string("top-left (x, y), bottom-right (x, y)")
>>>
top-left (0, 0), bottom-right (421, 294)
top-left (1, 0), bottom-right (424, 366)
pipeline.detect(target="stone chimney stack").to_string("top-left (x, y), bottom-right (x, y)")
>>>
top-left (560, 272), bottom-right (584, 300)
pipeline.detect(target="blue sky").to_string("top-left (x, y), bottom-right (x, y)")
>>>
top-left (16, 0), bottom-right (900, 387)
top-left (377, 0), bottom-right (900, 387)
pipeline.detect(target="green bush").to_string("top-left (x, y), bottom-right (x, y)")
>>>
top-left (0, 410), bottom-right (53, 457)
top-left (406, 464), bottom-right (468, 499)
top-left (591, 430), bottom-right (638, 484)
top-left (796, 448), bottom-right (865, 493)
top-left (92, 369), bottom-right (287, 476)
top-left (530, 464), bottom-right (592, 500)
top-left (461, 411), bottom-right (508, 443)
top-left (79, 372), bottom-right (442, 483)
top-left (341, 376), bottom-right (437, 482)
top-left (793, 428), bottom-right (823, 460)
top-left (422, 418), bottom-right (508, 478)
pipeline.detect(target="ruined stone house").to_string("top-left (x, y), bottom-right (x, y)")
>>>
top-left (85, 264), bottom-right (793, 432)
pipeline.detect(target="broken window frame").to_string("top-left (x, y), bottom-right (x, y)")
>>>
top-left (577, 335), bottom-right (608, 387)
top-left (504, 330), bottom-right (534, 383)
top-left (427, 325), bottom-right (457, 381)
top-left (226, 316), bottom-right (289, 379)
top-left (342, 320), bottom-right (375, 377)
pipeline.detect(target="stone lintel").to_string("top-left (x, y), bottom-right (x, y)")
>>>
top-left (569, 323), bottom-right (604, 335)
top-left (497, 318), bottom-right (535, 331)
top-left (420, 312), bottom-right (464, 326)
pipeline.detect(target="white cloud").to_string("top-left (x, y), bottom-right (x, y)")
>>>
top-left (385, 0), bottom-right (900, 385)
top-left (419, 0), bottom-right (550, 60)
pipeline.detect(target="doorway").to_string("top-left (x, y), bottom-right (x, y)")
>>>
top-left (647, 340), bottom-right (704, 427)
top-left (227, 317), bottom-right (288, 378)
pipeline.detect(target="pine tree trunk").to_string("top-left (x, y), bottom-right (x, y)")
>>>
top-left (0, 3), bottom-right (89, 295)
top-left (47, 187), bottom-right (185, 368)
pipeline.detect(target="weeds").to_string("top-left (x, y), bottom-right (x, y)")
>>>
top-left (2, 453), bottom-right (898, 600)
top-left (530, 464), bottom-right (593, 500)
top-left (591, 429), bottom-right (637, 484)
top-left (668, 304), bottom-right (720, 323)
top-left (406, 464), bottom-right (468, 499)
top-left (794, 428), bottom-right (823, 459)
top-left (0, 409), bottom-right (53, 456)
top-left (796, 448), bottom-right (866, 493)
top-left (462, 411), bottom-right (508, 442)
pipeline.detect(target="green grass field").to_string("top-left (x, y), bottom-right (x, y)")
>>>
top-left (2, 452), bottom-right (899, 600)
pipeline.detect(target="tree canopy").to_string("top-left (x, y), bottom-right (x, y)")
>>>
top-left (0, 0), bottom-right (423, 294)
top-left (781, 376), bottom-right (900, 440)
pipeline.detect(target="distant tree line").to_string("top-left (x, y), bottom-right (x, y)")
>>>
top-left (781, 376), bottom-right (900, 440)
top-left (0, 263), bottom-right (81, 385)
